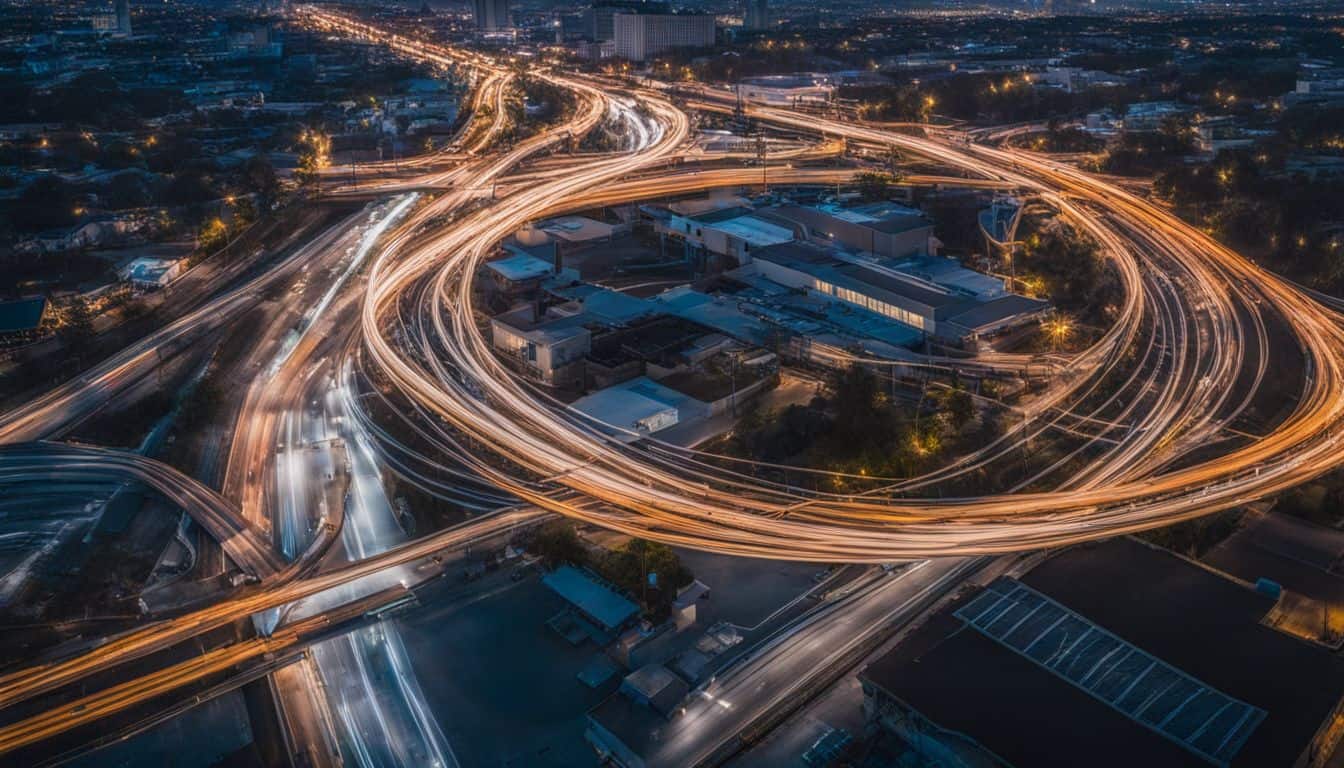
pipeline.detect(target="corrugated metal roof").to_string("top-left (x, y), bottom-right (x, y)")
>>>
top-left (543, 565), bottom-right (640, 631)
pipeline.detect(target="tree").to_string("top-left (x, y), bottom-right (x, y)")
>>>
top-left (165, 168), bottom-right (220, 207)
top-left (294, 129), bottom-right (330, 193)
top-left (105, 172), bottom-right (151, 210)
top-left (938, 384), bottom-right (975, 431)
top-left (597, 538), bottom-right (693, 614)
top-left (12, 175), bottom-right (77, 233)
top-left (197, 217), bottom-right (228, 254)
top-left (831, 364), bottom-right (883, 438)
top-left (241, 154), bottom-right (279, 204)
top-left (529, 520), bottom-right (589, 567)
top-left (231, 196), bottom-right (258, 227)
top-left (59, 297), bottom-right (96, 355)
top-left (854, 170), bottom-right (897, 202)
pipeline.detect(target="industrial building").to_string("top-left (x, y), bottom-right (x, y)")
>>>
top-left (489, 306), bottom-right (592, 387)
top-left (734, 74), bottom-right (834, 106)
top-left (766, 202), bottom-right (937, 262)
top-left (859, 538), bottom-right (1344, 768)
top-left (0, 297), bottom-right (50, 346)
top-left (119, 257), bottom-right (182, 291)
top-left (650, 200), bottom-right (936, 270)
top-left (543, 564), bottom-right (641, 636)
top-left (570, 376), bottom-right (692, 437)
top-left (742, 241), bottom-right (1049, 342)
top-left (655, 206), bottom-right (795, 267)
top-left (644, 196), bottom-right (1048, 347)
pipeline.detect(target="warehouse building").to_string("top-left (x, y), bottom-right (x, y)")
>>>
top-left (744, 241), bottom-right (1049, 343)
top-left (859, 538), bottom-right (1344, 768)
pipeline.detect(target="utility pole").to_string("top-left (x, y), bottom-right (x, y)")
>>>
top-left (729, 351), bottom-right (739, 416)
top-left (755, 131), bottom-right (768, 193)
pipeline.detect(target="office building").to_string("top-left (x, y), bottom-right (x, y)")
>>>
top-left (472, 0), bottom-right (511, 33)
top-left (115, 0), bottom-right (131, 35)
top-left (612, 12), bottom-right (714, 62)
top-left (588, 0), bottom-right (667, 42)
top-left (743, 0), bottom-right (769, 30)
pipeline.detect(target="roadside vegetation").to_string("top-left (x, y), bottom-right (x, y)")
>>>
top-left (711, 365), bottom-right (989, 488)
top-left (527, 520), bottom-right (694, 621)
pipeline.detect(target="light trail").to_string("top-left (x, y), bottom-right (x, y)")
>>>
top-left (6, 10), bottom-right (1344, 754)
top-left (267, 194), bottom-right (418, 379)
top-left (333, 12), bottom-right (1344, 563)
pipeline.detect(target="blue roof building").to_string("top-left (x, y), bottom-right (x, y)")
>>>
top-left (544, 564), bottom-right (641, 633)
top-left (0, 297), bottom-right (49, 338)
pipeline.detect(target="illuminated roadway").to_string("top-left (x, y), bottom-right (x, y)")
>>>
top-left (0, 15), bottom-right (629, 750)
top-left (337, 15), bottom-right (1344, 563)
top-left (5, 7), bottom-right (1344, 757)
top-left (0, 443), bottom-right (282, 579)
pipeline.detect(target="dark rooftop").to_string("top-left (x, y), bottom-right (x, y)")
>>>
top-left (752, 240), bottom-right (972, 318)
top-left (690, 206), bottom-right (754, 224)
top-left (587, 316), bottom-right (711, 368)
top-left (0, 297), bottom-right (47, 334)
top-left (955, 578), bottom-right (1264, 765)
top-left (945, 293), bottom-right (1051, 331)
top-left (863, 595), bottom-right (1192, 768)
top-left (866, 213), bottom-right (934, 235)
top-left (1022, 538), bottom-right (1344, 767)
top-left (861, 537), bottom-right (1344, 768)
top-left (767, 204), bottom-right (932, 237)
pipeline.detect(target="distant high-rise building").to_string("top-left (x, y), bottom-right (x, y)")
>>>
top-left (472, 0), bottom-right (511, 32)
top-left (587, 0), bottom-right (667, 42)
top-left (115, 0), bottom-right (131, 35)
top-left (613, 11), bottom-right (713, 62)
top-left (744, 0), bottom-right (769, 31)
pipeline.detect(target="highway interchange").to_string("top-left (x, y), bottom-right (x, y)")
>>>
top-left (3, 4), bottom-right (1344, 762)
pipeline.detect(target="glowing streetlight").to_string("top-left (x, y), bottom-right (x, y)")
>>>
top-left (1044, 315), bottom-right (1073, 350)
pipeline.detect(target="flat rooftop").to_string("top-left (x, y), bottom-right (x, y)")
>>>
top-left (0, 297), bottom-right (46, 334)
top-left (653, 287), bottom-right (775, 345)
top-left (889, 254), bottom-right (1006, 298)
top-left (570, 377), bottom-right (685, 436)
top-left (538, 215), bottom-right (617, 243)
top-left (548, 283), bottom-right (659, 326)
top-left (754, 241), bottom-right (968, 317)
top-left (1023, 538), bottom-right (1344, 767)
top-left (956, 579), bottom-right (1264, 765)
top-left (492, 305), bottom-right (591, 344)
top-left (768, 203), bottom-right (932, 235)
top-left (543, 565), bottom-right (639, 632)
top-left (486, 252), bottom-right (554, 283)
top-left (708, 215), bottom-right (795, 248)
top-left (862, 537), bottom-right (1344, 767)
top-left (944, 293), bottom-right (1050, 332)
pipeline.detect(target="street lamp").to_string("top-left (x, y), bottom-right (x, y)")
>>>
top-left (1045, 315), bottom-right (1072, 351)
